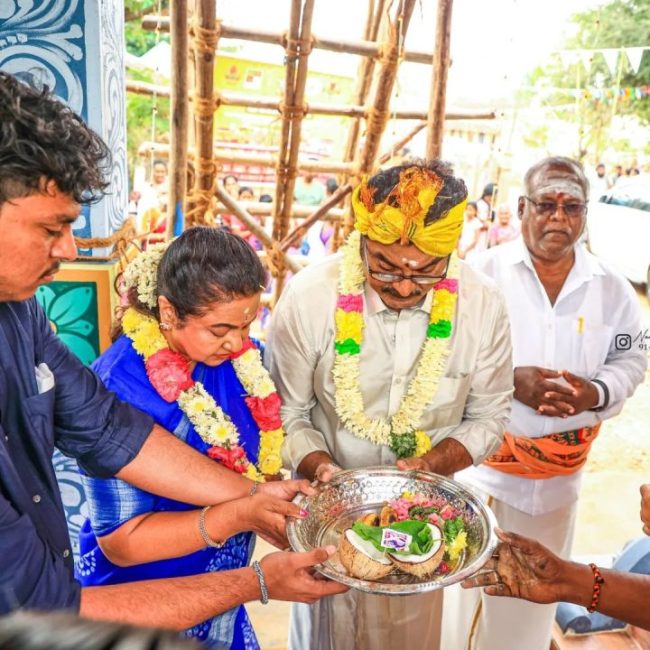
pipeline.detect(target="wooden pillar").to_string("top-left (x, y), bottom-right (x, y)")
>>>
top-left (343, 0), bottom-right (416, 235)
top-left (167, 0), bottom-right (190, 238)
top-left (425, 0), bottom-right (454, 160)
top-left (272, 0), bottom-right (316, 302)
top-left (189, 0), bottom-right (219, 226)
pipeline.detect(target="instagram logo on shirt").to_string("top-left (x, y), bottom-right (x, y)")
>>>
top-left (614, 334), bottom-right (632, 351)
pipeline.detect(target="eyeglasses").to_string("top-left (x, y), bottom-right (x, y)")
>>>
top-left (524, 196), bottom-right (587, 218)
top-left (362, 242), bottom-right (448, 286)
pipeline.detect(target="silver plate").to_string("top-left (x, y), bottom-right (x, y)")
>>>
top-left (287, 466), bottom-right (497, 595)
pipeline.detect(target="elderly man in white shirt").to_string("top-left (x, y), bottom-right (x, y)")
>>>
top-left (444, 156), bottom-right (648, 650)
top-left (268, 161), bottom-right (514, 650)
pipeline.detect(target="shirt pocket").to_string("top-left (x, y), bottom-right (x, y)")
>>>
top-left (23, 387), bottom-right (56, 449)
top-left (580, 324), bottom-right (613, 377)
top-left (423, 374), bottom-right (472, 429)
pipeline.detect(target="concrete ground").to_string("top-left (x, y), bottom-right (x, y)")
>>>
top-left (248, 289), bottom-right (650, 649)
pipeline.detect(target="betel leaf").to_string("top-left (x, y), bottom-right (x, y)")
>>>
top-left (443, 516), bottom-right (466, 545)
top-left (351, 519), bottom-right (437, 556)
top-left (389, 431), bottom-right (417, 458)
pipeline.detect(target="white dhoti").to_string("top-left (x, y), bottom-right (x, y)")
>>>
top-left (441, 498), bottom-right (577, 650)
top-left (289, 589), bottom-right (442, 650)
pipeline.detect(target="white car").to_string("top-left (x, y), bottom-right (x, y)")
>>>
top-left (586, 177), bottom-right (650, 300)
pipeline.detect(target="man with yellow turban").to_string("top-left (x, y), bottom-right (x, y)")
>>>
top-left (268, 161), bottom-right (514, 650)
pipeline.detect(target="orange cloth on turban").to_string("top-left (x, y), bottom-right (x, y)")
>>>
top-left (352, 167), bottom-right (466, 257)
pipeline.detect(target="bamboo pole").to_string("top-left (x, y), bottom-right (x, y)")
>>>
top-left (279, 183), bottom-right (353, 252)
top-left (333, 0), bottom-right (384, 252)
top-left (272, 0), bottom-right (302, 250)
top-left (377, 120), bottom-right (427, 164)
top-left (167, 0), bottom-right (189, 239)
top-left (356, 0), bottom-right (417, 176)
top-left (341, 0), bottom-right (416, 236)
top-left (273, 0), bottom-right (316, 302)
top-left (343, 0), bottom-right (386, 164)
top-left (425, 0), bottom-right (454, 159)
top-left (126, 80), bottom-right (494, 123)
top-left (142, 16), bottom-right (434, 64)
top-left (137, 142), bottom-right (359, 174)
top-left (188, 0), bottom-right (218, 226)
top-left (211, 201), bottom-right (345, 221)
top-left (214, 186), bottom-right (301, 274)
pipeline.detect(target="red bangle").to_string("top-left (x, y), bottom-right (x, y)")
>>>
top-left (587, 563), bottom-right (605, 613)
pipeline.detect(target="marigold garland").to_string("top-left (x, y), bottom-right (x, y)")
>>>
top-left (332, 230), bottom-right (459, 458)
top-left (122, 308), bottom-right (284, 480)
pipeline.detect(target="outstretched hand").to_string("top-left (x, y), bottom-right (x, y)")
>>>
top-left (258, 478), bottom-right (315, 501)
top-left (641, 484), bottom-right (650, 536)
top-left (261, 546), bottom-right (349, 603)
top-left (237, 493), bottom-right (307, 549)
top-left (461, 528), bottom-right (568, 604)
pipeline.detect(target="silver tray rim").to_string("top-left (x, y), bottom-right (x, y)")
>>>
top-left (287, 466), bottom-right (497, 595)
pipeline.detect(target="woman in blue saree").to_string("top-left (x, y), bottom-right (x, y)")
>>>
top-left (77, 228), bottom-right (278, 649)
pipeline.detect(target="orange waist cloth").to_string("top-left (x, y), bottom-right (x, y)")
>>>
top-left (484, 424), bottom-right (602, 480)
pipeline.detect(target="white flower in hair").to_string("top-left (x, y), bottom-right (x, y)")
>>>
top-left (122, 242), bottom-right (170, 309)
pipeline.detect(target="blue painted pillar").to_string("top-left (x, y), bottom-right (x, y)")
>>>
top-left (0, 0), bottom-right (128, 255)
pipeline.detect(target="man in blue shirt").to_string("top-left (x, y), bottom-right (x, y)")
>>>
top-left (0, 72), bottom-right (346, 628)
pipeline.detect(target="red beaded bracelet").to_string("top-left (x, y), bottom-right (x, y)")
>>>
top-left (587, 563), bottom-right (605, 613)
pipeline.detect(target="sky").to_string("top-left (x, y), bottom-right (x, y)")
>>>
top-left (215, 0), bottom-right (602, 107)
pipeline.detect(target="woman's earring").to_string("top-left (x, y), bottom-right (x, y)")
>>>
top-left (160, 321), bottom-right (172, 331)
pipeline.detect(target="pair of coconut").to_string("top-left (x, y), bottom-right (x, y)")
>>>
top-left (339, 509), bottom-right (445, 580)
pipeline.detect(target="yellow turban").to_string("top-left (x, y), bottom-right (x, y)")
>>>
top-left (352, 166), bottom-right (466, 257)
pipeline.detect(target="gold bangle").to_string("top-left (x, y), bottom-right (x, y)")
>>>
top-left (198, 505), bottom-right (224, 548)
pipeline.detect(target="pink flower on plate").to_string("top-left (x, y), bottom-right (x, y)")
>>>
top-left (337, 294), bottom-right (364, 312)
top-left (146, 349), bottom-right (194, 402)
top-left (440, 505), bottom-right (456, 520)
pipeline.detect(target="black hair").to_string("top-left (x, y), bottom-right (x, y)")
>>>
top-left (366, 159), bottom-right (468, 226)
top-left (222, 174), bottom-right (238, 186)
top-left (0, 611), bottom-right (198, 650)
top-left (238, 186), bottom-right (254, 198)
top-left (466, 201), bottom-right (478, 210)
top-left (325, 177), bottom-right (339, 195)
top-left (524, 156), bottom-right (590, 198)
top-left (259, 193), bottom-right (273, 203)
top-left (153, 160), bottom-right (168, 170)
top-left (0, 71), bottom-right (110, 205)
top-left (481, 183), bottom-right (496, 198)
top-left (126, 227), bottom-right (266, 324)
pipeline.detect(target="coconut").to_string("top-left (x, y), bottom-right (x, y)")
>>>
top-left (388, 524), bottom-right (445, 578)
top-left (339, 529), bottom-right (393, 581)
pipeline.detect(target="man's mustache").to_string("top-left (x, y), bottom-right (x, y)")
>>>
top-left (41, 263), bottom-right (60, 278)
top-left (380, 287), bottom-right (423, 299)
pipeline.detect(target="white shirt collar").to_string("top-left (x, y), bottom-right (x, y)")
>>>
top-left (503, 236), bottom-right (606, 280)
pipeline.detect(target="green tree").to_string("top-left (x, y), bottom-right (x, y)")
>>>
top-left (123, 1), bottom-right (170, 185)
top-left (569, 0), bottom-right (650, 123)
top-left (124, 0), bottom-right (169, 56)
top-left (521, 0), bottom-right (650, 160)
